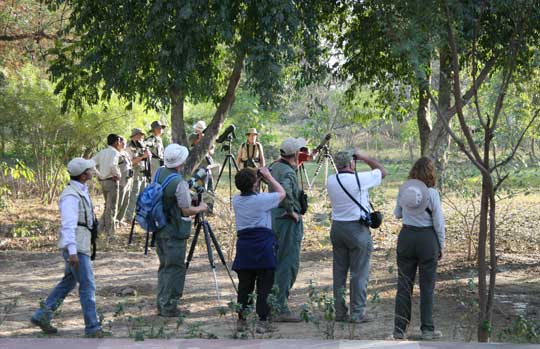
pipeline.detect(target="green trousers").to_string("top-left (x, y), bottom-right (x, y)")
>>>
top-left (155, 229), bottom-right (187, 315)
top-left (273, 216), bottom-right (303, 314)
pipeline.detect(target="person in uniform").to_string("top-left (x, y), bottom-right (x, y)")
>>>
top-left (236, 128), bottom-right (265, 170)
top-left (30, 158), bottom-right (108, 337)
top-left (146, 120), bottom-right (166, 177)
top-left (154, 144), bottom-right (208, 317)
top-left (92, 134), bottom-right (122, 238)
top-left (267, 137), bottom-right (306, 322)
top-left (115, 136), bottom-right (133, 225)
top-left (125, 128), bottom-right (151, 222)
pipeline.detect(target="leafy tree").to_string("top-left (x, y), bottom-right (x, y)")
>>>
top-left (48, 0), bottom-right (338, 173)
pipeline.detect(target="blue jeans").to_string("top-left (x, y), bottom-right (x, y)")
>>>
top-left (32, 250), bottom-right (101, 334)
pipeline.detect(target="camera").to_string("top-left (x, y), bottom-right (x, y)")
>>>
top-left (314, 133), bottom-right (332, 152)
top-left (188, 168), bottom-right (208, 192)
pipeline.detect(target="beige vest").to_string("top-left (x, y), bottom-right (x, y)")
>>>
top-left (58, 184), bottom-right (94, 256)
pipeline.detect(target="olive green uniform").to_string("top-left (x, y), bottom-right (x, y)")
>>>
top-left (125, 140), bottom-right (149, 221)
top-left (155, 167), bottom-right (192, 316)
top-left (268, 160), bottom-right (304, 314)
top-left (146, 135), bottom-right (164, 178)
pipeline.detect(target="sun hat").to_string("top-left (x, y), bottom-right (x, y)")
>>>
top-left (164, 144), bottom-right (189, 168)
top-left (150, 120), bottom-right (167, 130)
top-left (67, 158), bottom-right (96, 177)
top-left (280, 137), bottom-right (307, 156)
top-left (246, 128), bottom-right (259, 135)
top-left (193, 120), bottom-right (207, 133)
top-left (398, 179), bottom-right (430, 215)
top-left (130, 128), bottom-right (145, 137)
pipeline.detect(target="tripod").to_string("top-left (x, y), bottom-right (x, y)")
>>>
top-left (309, 145), bottom-right (337, 190)
top-left (298, 163), bottom-right (313, 194)
top-left (185, 197), bottom-right (238, 301)
top-left (214, 136), bottom-right (239, 205)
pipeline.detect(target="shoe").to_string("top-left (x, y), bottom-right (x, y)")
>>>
top-left (421, 330), bottom-right (443, 340)
top-left (273, 312), bottom-right (302, 322)
top-left (393, 331), bottom-right (406, 340)
top-left (237, 320), bottom-right (247, 332)
top-left (350, 312), bottom-right (375, 323)
top-left (85, 329), bottom-right (112, 338)
top-left (30, 317), bottom-right (58, 334)
top-left (255, 322), bottom-right (266, 334)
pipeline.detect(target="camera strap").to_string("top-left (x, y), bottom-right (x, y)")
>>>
top-left (335, 173), bottom-right (370, 217)
top-left (70, 183), bottom-right (98, 260)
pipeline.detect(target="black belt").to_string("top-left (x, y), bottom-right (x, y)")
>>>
top-left (98, 177), bottom-right (114, 181)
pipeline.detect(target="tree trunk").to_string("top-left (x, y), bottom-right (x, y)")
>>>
top-left (477, 173), bottom-right (490, 342)
top-left (417, 78), bottom-right (431, 156)
top-left (169, 88), bottom-right (187, 146)
top-left (427, 47), bottom-right (452, 187)
top-left (183, 52), bottom-right (245, 174)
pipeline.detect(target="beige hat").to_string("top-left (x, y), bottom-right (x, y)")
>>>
top-left (67, 158), bottom-right (96, 176)
top-left (130, 128), bottom-right (145, 137)
top-left (164, 144), bottom-right (189, 168)
top-left (280, 137), bottom-right (307, 156)
top-left (246, 128), bottom-right (258, 135)
top-left (398, 179), bottom-right (430, 215)
top-left (193, 120), bottom-right (207, 133)
top-left (334, 150), bottom-right (354, 169)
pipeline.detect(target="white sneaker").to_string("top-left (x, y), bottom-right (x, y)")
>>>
top-left (421, 330), bottom-right (442, 340)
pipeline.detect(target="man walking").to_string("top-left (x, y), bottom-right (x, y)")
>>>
top-left (146, 120), bottom-right (166, 177)
top-left (31, 158), bottom-right (107, 337)
top-left (125, 128), bottom-right (151, 222)
top-left (327, 149), bottom-right (386, 323)
top-left (92, 134), bottom-right (122, 238)
top-left (154, 144), bottom-right (207, 317)
top-left (268, 137), bottom-right (306, 322)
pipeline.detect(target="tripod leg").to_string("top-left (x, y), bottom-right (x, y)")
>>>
top-left (310, 156), bottom-right (325, 190)
top-left (185, 222), bottom-right (202, 270)
top-left (128, 217), bottom-right (136, 244)
top-left (328, 155), bottom-right (338, 173)
top-left (206, 222), bottom-right (238, 293)
top-left (202, 222), bottom-right (221, 301)
top-left (228, 155), bottom-right (233, 206)
top-left (324, 155), bottom-right (329, 187)
top-left (214, 156), bottom-right (229, 189)
top-left (302, 164), bottom-right (313, 194)
top-left (231, 156), bottom-right (239, 172)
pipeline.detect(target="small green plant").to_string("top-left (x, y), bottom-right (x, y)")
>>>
top-left (0, 292), bottom-right (18, 328)
top-left (300, 280), bottom-right (336, 339)
top-left (498, 316), bottom-right (539, 343)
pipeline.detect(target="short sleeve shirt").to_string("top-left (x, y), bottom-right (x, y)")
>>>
top-left (233, 192), bottom-right (281, 230)
top-left (327, 169), bottom-right (382, 221)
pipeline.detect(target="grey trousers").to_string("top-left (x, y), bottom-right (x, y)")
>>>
top-left (100, 179), bottom-right (118, 236)
top-left (116, 177), bottom-right (133, 222)
top-left (125, 172), bottom-right (147, 221)
top-left (330, 220), bottom-right (373, 320)
top-left (394, 225), bottom-right (439, 335)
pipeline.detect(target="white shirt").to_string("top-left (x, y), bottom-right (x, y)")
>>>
top-left (394, 187), bottom-right (446, 249)
top-left (59, 180), bottom-right (94, 255)
top-left (93, 146), bottom-right (121, 179)
top-left (327, 169), bottom-right (382, 221)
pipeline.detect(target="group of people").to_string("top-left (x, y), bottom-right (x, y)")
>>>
top-left (30, 122), bottom-right (446, 341)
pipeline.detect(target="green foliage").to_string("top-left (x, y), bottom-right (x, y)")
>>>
top-left (498, 316), bottom-right (540, 344)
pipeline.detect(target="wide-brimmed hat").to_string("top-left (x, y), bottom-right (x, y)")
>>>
top-left (67, 158), bottom-right (96, 177)
top-left (130, 128), bottom-right (145, 137)
top-left (398, 179), bottom-right (430, 215)
top-left (193, 120), bottom-right (207, 133)
top-left (164, 144), bottom-right (189, 168)
top-left (246, 128), bottom-right (258, 135)
top-left (280, 137), bottom-right (307, 156)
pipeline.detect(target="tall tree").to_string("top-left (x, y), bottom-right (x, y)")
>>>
top-left (48, 0), bottom-right (336, 173)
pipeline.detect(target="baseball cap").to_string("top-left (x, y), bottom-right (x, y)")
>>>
top-left (151, 120), bottom-right (167, 130)
top-left (334, 150), bottom-right (354, 169)
top-left (164, 144), bottom-right (189, 168)
top-left (67, 158), bottom-right (96, 177)
top-left (280, 137), bottom-right (307, 156)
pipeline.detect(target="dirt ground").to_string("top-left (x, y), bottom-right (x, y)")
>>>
top-left (0, 188), bottom-right (539, 342)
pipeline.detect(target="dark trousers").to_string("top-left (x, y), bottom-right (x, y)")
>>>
top-left (236, 269), bottom-right (275, 321)
top-left (394, 225), bottom-right (439, 335)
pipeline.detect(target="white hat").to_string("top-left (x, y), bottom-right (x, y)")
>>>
top-left (193, 120), bottom-right (207, 133)
top-left (67, 158), bottom-right (96, 177)
top-left (280, 137), bottom-right (307, 156)
top-left (398, 179), bottom-right (430, 215)
top-left (164, 144), bottom-right (189, 168)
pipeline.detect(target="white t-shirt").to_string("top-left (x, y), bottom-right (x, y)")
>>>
top-left (327, 169), bottom-right (382, 221)
top-left (232, 192), bottom-right (281, 231)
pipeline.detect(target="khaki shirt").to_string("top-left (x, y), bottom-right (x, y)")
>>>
top-left (237, 142), bottom-right (264, 169)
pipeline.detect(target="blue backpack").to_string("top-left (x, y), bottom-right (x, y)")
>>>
top-left (133, 168), bottom-right (179, 253)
